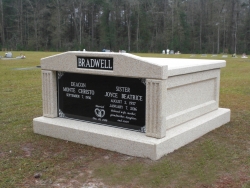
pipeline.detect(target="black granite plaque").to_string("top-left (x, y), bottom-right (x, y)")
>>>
top-left (57, 72), bottom-right (146, 132)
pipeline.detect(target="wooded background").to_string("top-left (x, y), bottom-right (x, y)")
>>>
top-left (0, 0), bottom-right (249, 54)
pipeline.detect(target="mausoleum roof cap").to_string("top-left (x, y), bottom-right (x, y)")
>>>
top-left (41, 51), bottom-right (226, 79)
top-left (140, 57), bottom-right (226, 77)
top-left (41, 51), bottom-right (168, 79)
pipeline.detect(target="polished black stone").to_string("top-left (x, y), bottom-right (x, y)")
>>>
top-left (57, 72), bottom-right (146, 132)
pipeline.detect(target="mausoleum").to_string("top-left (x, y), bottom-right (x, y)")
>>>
top-left (33, 52), bottom-right (230, 160)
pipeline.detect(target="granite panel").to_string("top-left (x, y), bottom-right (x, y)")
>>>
top-left (146, 79), bottom-right (167, 138)
top-left (140, 57), bottom-right (226, 76)
top-left (41, 52), bottom-right (168, 80)
top-left (156, 108), bottom-right (231, 159)
top-left (166, 79), bottom-right (216, 115)
top-left (34, 108), bottom-right (230, 160)
top-left (165, 69), bottom-right (221, 129)
top-left (42, 70), bottom-right (57, 117)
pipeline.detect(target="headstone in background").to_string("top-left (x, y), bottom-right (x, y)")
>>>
top-left (5, 52), bottom-right (13, 58)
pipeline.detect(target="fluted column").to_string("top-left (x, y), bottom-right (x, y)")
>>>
top-left (42, 70), bottom-right (57, 117)
top-left (146, 79), bottom-right (167, 138)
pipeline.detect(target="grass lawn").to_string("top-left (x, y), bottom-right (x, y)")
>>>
top-left (0, 51), bottom-right (250, 187)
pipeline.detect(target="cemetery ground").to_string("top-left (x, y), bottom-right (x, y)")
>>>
top-left (0, 51), bottom-right (250, 188)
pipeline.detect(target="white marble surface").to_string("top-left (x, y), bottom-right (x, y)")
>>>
top-left (140, 57), bottom-right (226, 76)
top-left (41, 52), bottom-right (168, 79)
top-left (41, 52), bottom-right (226, 78)
top-left (165, 69), bottom-right (221, 129)
top-left (34, 108), bottom-right (230, 160)
top-left (35, 51), bottom-right (230, 159)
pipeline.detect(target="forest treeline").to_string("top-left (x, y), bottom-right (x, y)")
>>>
top-left (0, 0), bottom-right (249, 54)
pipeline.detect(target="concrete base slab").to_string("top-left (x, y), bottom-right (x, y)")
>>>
top-left (33, 108), bottom-right (230, 160)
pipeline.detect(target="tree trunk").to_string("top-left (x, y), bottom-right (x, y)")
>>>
top-left (126, 3), bottom-right (131, 52)
top-left (199, 10), bottom-right (202, 53)
top-left (136, 3), bottom-right (139, 52)
top-left (234, 0), bottom-right (239, 54)
top-left (171, 0), bottom-right (174, 49)
top-left (228, 0), bottom-right (235, 53)
top-left (163, 0), bottom-right (167, 49)
top-left (56, 0), bottom-right (61, 50)
top-left (34, 7), bottom-right (38, 51)
top-left (20, 0), bottom-right (23, 47)
top-left (217, 24), bottom-right (220, 54)
top-left (91, 4), bottom-right (94, 49)
top-left (80, 8), bottom-right (82, 46)
top-left (0, 0), bottom-right (5, 47)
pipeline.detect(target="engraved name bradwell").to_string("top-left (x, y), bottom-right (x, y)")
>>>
top-left (77, 57), bottom-right (113, 70)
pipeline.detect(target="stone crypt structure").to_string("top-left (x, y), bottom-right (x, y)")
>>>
top-left (33, 52), bottom-right (230, 160)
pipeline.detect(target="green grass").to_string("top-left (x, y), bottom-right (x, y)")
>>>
top-left (0, 51), bottom-right (250, 187)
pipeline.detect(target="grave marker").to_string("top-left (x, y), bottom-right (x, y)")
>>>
top-left (33, 52), bottom-right (230, 160)
top-left (57, 72), bottom-right (146, 132)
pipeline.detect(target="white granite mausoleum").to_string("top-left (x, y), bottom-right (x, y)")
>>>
top-left (33, 51), bottom-right (230, 160)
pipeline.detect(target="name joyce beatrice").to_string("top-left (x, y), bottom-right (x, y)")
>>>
top-left (77, 57), bottom-right (113, 70)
